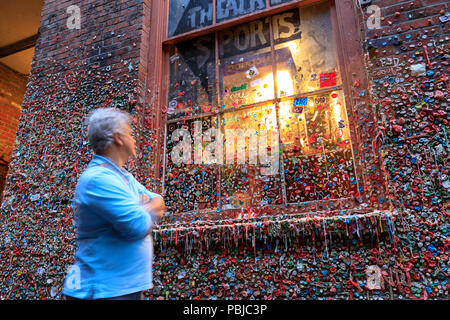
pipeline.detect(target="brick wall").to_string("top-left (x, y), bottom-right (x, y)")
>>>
top-left (0, 0), bottom-right (154, 299)
top-left (360, 0), bottom-right (449, 214)
top-left (0, 103), bottom-right (21, 163)
top-left (0, 0), bottom-right (448, 300)
top-left (0, 62), bottom-right (27, 202)
top-left (0, 62), bottom-right (27, 108)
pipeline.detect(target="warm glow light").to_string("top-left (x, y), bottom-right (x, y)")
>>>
top-left (258, 70), bottom-right (295, 129)
top-left (331, 92), bottom-right (341, 123)
top-left (279, 100), bottom-right (290, 125)
top-left (287, 42), bottom-right (298, 58)
top-left (276, 70), bottom-right (294, 97)
top-left (258, 73), bottom-right (274, 101)
top-left (257, 70), bottom-right (294, 102)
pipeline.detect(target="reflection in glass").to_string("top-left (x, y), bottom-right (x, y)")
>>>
top-left (275, 2), bottom-right (341, 95)
top-left (168, 35), bottom-right (217, 119)
top-left (168, 0), bottom-right (213, 37)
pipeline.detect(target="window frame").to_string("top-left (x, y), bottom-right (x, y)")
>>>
top-left (145, 0), bottom-right (391, 224)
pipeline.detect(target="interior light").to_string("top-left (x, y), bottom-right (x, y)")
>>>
top-left (258, 70), bottom-right (294, 102)
top-left (332, 95), bottom-right (342, 126)
top-left (276, 70), bottom-right (294, 97)
top-left (287, 42), bottom-right (298, 58)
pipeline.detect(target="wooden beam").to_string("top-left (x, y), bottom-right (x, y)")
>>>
top-left (0, 34), bottom-right (39, 58)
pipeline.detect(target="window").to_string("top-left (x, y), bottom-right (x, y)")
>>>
top-left (161, 0), bottom-right (363, 223)
top-left (147, 0), bottom-right (390, 225)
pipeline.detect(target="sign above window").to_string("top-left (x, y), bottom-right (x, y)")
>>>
top-left (216, 0), bottom-right (267, 23)
top-left (270, 0), bottom-right (295, 5)
top-left (168, 0), bottom-right (297, 37)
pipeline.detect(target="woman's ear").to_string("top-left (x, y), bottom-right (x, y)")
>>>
top-left (113, 132), bottom-right (123, 146)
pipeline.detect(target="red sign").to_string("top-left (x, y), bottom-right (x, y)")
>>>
top-left (320, 72), bottom-right (337, 88)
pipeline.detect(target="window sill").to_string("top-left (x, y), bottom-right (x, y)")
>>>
top-left (153, 205), bottom-right (398, 247)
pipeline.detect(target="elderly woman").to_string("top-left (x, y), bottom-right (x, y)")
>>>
top-left (62, 107), bottom-right (165, 300)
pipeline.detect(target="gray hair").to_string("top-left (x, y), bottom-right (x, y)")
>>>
top-left (87, 107), bottom-right (131, 153)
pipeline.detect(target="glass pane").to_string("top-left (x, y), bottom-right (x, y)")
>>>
top-left (284, 153), bottom-right (328, 203)
top-left (164, 117), bottom-right (219, 214)
top-left (219, 47), bottom-right (275, 108)
top-left (279, 90), bottom-right (352, 155)
top-left (220, 103), bottom-right (283, 209)
top-left (168, 35), bottom-right (217, 120)
top-left (279, 90), bottom-right (357, 203)
top-left (324, 148), bottom-right (358, 199)
top-left (216, 0), bottom-right (267, 23)
top-left (168, 0), bottom-right (213, 37)
top-left (270, 0), bottom-right (294, 5)
top-left (218, 18), bottom-right (274, 108)
top-left (275, 3), bottom-right (341, 96)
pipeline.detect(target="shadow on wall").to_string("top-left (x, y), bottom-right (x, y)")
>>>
top-left (0, 62), bottom-right (27, 200)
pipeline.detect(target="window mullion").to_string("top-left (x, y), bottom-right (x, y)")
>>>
top-left (213, 0), bottom-right (217, 24)
top-left (214, 30), bottom-right (222, 210)
top-left (269, 13), bottom-right (288, 207)
top-left (265, 0), bottom-right (271, 12)
top-left (269, 17), bottom-right (278, 102)
top-left (161, 121), bottom-right (168, 197)
top-left (217, 113), bottom-right (223, 210)
top-left (215, 31), bottom-right (220, 110)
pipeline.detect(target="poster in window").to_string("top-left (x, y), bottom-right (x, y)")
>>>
top-left (217, 10), bottom-right (300, 107)
top-left (218, 8), bottom-right (300, 59)
top-left (219, 47), bottom-right (297, 107)
top-left (270, 0), bottom-right (294, 5)
top-left (275, 2), bottom-right (341, 95)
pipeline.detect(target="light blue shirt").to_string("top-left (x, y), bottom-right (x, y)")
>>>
top-left (62, 155), bottom-right (161, 299)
